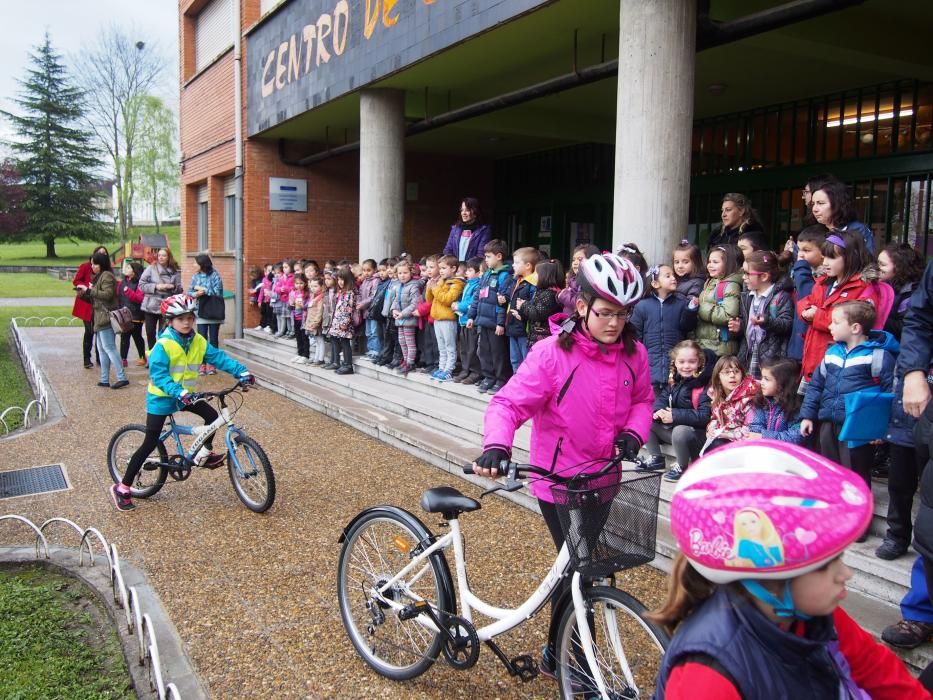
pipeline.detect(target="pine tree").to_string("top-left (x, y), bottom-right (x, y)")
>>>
top-left (1, 33), bottom-right (109, 257)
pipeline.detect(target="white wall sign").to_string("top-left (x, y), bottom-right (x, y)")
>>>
top-left (269, 177), bottom-right (307, 211)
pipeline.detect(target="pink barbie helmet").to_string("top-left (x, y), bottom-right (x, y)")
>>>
top-left (578, 253), bottom-right (643, 308)
top-left (160, 294), bottom-right (197, 319)
top-left (670, 439), bottom-right (872, 584)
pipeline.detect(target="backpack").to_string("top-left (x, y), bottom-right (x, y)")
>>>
top-left (714, 280), bottom-right (732, 342)
top-left (368, 281), bottom-right (389, 321)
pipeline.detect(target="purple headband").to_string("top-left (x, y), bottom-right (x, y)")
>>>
top-left (826, 234), bottom-right (847, 249)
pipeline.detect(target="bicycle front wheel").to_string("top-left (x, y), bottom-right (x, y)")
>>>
top-left (107, 424), bottom-right (168, 498)
top-left (227, 433), bottom-right (275, 513)
top-left (337, 510), bottom-right (452, 681)
top-left (555, 586), bottom-right (669, 700)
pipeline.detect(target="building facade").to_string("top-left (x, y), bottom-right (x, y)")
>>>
top-left (178, 0), bottom-right (933, 332)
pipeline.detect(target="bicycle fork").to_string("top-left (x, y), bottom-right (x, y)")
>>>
top-left (571, 572), bottom-right (635, 700)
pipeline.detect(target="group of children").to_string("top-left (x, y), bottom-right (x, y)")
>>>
top-left (249, 240), bottom-right (560, 393)
top-left (249, 222), bottom-right (925, 557)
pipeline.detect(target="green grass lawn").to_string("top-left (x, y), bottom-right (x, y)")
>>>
top-left (0, 306), bottom-right (72, 432)
top-left (0, 566), bottom-right (134, 699)
top-left (0, 272), bottom-right (77, 297)
top-left (0, 225), bottom-right (180, 266)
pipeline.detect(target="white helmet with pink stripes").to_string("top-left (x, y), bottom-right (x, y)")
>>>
top-left (670, 439), bottom-right (872, 584)
top-left (578, 253), bottom-right (643, 308)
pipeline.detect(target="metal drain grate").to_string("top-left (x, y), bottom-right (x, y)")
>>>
top-left (0, 464), bottom-right (69, 499)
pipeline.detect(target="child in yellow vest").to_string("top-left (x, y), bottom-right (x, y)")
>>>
top-left (110, 294), bottom-right (254, 512)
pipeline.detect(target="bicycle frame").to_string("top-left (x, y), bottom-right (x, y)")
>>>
top-left (374, 517), bottom-right (625, 698)
top-left (162, 406), bottom-right (246, 466)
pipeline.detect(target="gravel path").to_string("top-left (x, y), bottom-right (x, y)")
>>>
top-left (0, 327), bottom-right (669, 699)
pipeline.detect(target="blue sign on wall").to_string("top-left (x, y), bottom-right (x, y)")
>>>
top-left (246, 0), bottom-right (552, 136)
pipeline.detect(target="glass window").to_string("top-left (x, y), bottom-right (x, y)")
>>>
top-left (914, 84), bottom-right (933, 151)
top-left (890, 178), bottom-right (907, 244)
top-left (907, 177), bottom-right (930, 251)
top-left (750, 113), bottom-right (765, 165)
top-left (841, 93), bottom-right (859, 160)
top-left (896, 86), bottom-right (914, 152)
top-left (224, 194), bottom-right (236, 250)
top-left (780, 107), bottom-right (793, 166)
top-left (765, 111), bottom-right (779, 167)
top-left (825, 98), bottom-right (842, 161)
top-left (869, 180), bottom-right (889, 246)
top-left (794, 103), bottom-right (809, 164)
top-left (197, 202), bottom-right (208, 251)
top-left (853, 181), bottom-right (871, 224)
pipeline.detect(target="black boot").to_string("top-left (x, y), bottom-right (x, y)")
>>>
top-left (336, 338), bottom-right (354, 375)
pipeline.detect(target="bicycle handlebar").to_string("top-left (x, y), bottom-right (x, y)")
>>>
top-left (196, 382), bottom-right (253, 400)
top-left (462, 452), bottom-right (627, 485)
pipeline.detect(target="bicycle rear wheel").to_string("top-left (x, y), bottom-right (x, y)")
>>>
top-left (107, 424), bottom-right (168, 498)
top-left (555, 585), bottom-right (668, 699)
top-left (337, 509), bottom-right (452, 681)
top-left (227, 434), bottom-right (275, 513)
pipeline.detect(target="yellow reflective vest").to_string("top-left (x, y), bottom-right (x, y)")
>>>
top-left (147, 334), bottom-right (208, 398)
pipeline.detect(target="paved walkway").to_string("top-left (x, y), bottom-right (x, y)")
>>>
top-left (0, 327), bottom-right (669, 699)
top-left (0, 297), bottom-right (76, 307)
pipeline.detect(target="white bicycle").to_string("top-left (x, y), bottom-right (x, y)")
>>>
top-left (336, 454), bottom-right (669, 699)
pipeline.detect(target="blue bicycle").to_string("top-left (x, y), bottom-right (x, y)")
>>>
top-left (106, 383), bottom-right (275, 513)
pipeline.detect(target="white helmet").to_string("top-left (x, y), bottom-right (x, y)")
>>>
top-left (160, 293), bottom-right (197, 318)
top-left (578, 253), bottom-right (643, 307)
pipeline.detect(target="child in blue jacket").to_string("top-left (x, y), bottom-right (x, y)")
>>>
top-left (110, 294), bottom-right (254, 512)
top-left (747, 357), bottom-right (804, 444)
top-left (630, 264), bottom-right (698, 392)
top-left (453, 256), bottom-right (483, 383)
top-left (787, 224), bottom-right (827, 361)
top-left (467, 239), bottom-right (513, 394)
top-left (800, 300), bottom-right (898, 491)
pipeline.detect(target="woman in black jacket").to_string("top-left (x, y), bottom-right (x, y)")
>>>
top-left (706, 192), bottom-right (764, 252)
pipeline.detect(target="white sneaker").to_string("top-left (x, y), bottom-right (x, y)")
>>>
top-left (263, 327), bottom-right (273, 334)
top-left (254, 324), bottom-right (263, 330)
top-left (291, 355), bottom-right (303, 363)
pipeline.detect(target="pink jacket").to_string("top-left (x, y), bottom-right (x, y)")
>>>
top-left (483, 316), bottom-right (654, 502)
top-left (273, 273), bottom-right (294, 302)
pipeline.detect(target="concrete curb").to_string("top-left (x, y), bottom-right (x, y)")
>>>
top-left (0, 545), bottom-right (209, 699)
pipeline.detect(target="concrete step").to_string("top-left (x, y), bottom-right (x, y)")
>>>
top-left (227, 331), bottom-right (929, 674)
top-left (228, 335), bottom-right (532, 455)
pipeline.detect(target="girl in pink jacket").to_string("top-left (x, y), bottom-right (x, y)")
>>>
top-left (473, 252), bottom-right (654, 679)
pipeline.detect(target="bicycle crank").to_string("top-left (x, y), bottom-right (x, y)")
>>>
top-left (440, 614), bottom-right (479, 670)
top-left (166, 454), bottom-right (192, 481)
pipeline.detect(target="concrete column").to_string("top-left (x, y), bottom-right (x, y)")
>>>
top-left (359, 89), bottom-right (406, 260)
top-left (613, 0), bottom-right (696, 265)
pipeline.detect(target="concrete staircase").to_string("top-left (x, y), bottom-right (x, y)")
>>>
top-left (226, 329), bottom-right (931, 673)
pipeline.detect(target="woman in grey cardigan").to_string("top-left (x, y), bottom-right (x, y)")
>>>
top-left (139, 248), bottom-right (182, 349)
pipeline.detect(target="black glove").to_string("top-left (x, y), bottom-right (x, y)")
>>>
top-left (474, 448), bottom-right (510, 474)
top-left (179, 391), bottom-right (203, 407)
top-left (614, 429), bottom-right (643, 461)
top-left (239, 372), bottom-right (256, 386)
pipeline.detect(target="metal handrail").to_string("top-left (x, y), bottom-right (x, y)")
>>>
top-left (0, 513), bottom-right (184, 699)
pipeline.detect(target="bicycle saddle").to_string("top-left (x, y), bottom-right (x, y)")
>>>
top-left (420, 487), bottom-right (481, 517)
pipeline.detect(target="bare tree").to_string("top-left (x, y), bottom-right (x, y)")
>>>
top-left (133, 96), bottom-right (178, 233)
top-left (76, 25), bottom-right (163, 243)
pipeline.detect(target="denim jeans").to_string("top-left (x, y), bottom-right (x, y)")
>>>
top-left (96, 327), bottom-right (126, 383)
top-left (365, 319), bottom-right (381, 355)
top-left (197, 322), bottom-right (220, 348)
top-left (508, 335), bottom-right (529, 373)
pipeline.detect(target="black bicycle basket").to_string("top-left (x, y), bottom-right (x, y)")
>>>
top-left (549, 464), bottom-right (661, 577)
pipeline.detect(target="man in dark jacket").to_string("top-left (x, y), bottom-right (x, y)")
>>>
top-left (882, 260), bottom-right (933, 649)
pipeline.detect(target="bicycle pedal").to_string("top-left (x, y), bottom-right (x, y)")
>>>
top-left (398, 600), bottom-right (430, 621)
top-left (509, 655), bottom-right (538, 682)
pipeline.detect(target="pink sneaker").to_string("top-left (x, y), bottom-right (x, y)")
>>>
top-left (109, 484), bottom-right (135, 512)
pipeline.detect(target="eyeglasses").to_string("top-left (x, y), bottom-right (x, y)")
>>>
top-left (720, 367), bottom-right (743, 375)
top-left (589, 307), bottom-right (632, 322)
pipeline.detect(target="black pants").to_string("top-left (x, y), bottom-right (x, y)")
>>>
top-left (120, 322), bottom-right (146, 361)
top-left (819, 421), bottom-right (873, 487)
top-left (296, 328), bottom-right (310, 358)
top-left (121, 402), bottom-right (218, 488)
top-left (339, 337), bottom-right (353, 368)
top-left (379, 319), bottom-right (399, 363)
top-left (477, 326), bottom-right (510, 384)
top-left (82, 320), bottom-right (99, 365)
top-left (458, 325), bottom-right (481, 376)
top-left (885, 442), bottom-right (929, 547)
top-left (417, 323), bottom-right (438, 368)
top-left (144, 312), bottom-right (164, 350)
top-left (260, 302), bottom-right (275, 330)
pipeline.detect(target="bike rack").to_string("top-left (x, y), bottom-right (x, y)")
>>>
top-left (0, 513), bottom-right (183, 699)
top-left (1, 317), bottom-right (64, 435)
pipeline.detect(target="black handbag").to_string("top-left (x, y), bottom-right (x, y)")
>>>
top-left (198, 294), bottom-right (226, 321)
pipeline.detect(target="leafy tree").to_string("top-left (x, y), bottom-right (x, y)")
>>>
top-left (133, 96), bottom-right (178, 233)
top-left (0, 160), bottom-right (27, 237)
top-left (77, 26), bottom-right (163, 243)
top-left (1, 34), bottom-right (108, 257)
